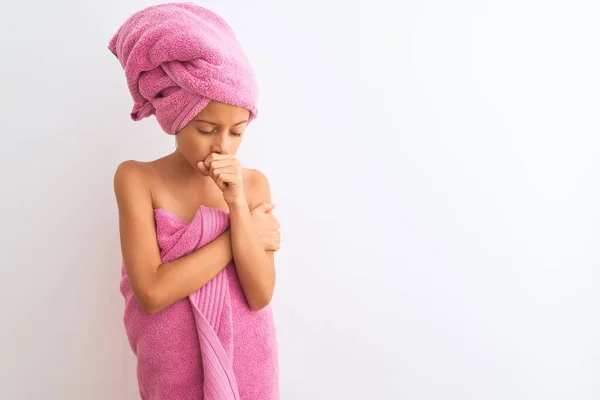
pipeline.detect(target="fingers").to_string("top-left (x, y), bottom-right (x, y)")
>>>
top-left (203, 153), bottom-right (237, 169)
top-left (267, 241), bottom-right (280, 252)
top-left (260, 226), bottom-right (281, 252)
top-left (198, 154), bottom-right (238, 176)
top-left (267, 213), bottom-right (280, 229)
top-left (269, 231), bottom-right (281, 252)
top-left (207, 158), bottom-right (240, 170)
top-left (214, 172), bottom-right (237, 191)
top-left (210, 165), bottom-right (239, 177)
top-left (201, 154), bottom-right (242, 187)
top-left (252, 202), bottom-right (276, 213)
top-left (197, 161), bottom-right (209, 176)
top-left (202, 153), bottom-right (229, 166)
top-left (212, 166), bottom-right (240, 186)
top-left (261, 225), bottom-right (281, 252)
top-left (273, 233), bottom-right (281, 250)
top-left (263, 211), bottom-right (280, 227)
top-left (205, 153), bottom-right (234, 162)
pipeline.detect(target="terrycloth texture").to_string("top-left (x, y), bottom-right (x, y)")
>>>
top-left (120, 206), bottom-right (279, 399)
top-left (108, 3), bottom-right (259, 134)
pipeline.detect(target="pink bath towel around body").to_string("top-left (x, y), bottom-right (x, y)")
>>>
top-left (120, 206), bottom-right (279, 399)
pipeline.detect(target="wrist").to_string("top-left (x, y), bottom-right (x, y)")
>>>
top-left (227, 197), bottom-right (249, 212)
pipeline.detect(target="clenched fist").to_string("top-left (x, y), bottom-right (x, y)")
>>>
top-left (198, 153), bottom-right (245, 206)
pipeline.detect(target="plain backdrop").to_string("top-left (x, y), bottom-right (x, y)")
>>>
top-left (1, 0), bottom-right (599, 399)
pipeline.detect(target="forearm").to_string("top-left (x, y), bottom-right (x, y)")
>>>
top-left (144, 229), bottom-right (233, 313)
top-left (229, 201), bottom-right (275, 310)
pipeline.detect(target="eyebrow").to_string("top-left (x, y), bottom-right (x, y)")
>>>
top-left (193, 119), bottom-right (248, 126)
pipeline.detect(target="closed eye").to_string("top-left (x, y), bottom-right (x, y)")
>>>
top-left (198, 128), bottom-right (243, 137)
top-left (198, 128), bottom-right (216, 135)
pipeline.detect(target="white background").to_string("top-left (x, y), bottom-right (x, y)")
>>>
top-left (1, 0), bottom-right (599, 399)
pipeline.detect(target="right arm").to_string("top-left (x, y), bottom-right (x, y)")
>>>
top-left (114, 161), bottom-right (233, 315)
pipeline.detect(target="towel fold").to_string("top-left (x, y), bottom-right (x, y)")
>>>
top-left (120, 205), bottom-right (278, 400)
top-left (108, 3), bottom-right (259, 134)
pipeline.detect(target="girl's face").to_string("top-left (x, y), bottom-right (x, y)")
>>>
top-left (175, 101), bottom-right (250, 170)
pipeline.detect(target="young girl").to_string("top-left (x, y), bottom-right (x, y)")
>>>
top-left (109, 4), bottom-right (280, 399)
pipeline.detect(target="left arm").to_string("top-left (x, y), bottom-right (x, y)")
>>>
top-left (229, 171), bottom-right (276, 310)
top-left (201, 155), bottom-right (278, 311)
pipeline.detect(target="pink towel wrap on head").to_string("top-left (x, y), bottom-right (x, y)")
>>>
top-left (108, 2), bottom-right (259, 134)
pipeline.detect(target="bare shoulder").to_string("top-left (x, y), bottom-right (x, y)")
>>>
top-left (243, 167), bottom-right (272, 205)
top-left (113, 160), bottom-right (156, 207)
top-left (243, 167), bottom-right (271, 192)
top-left (114, 160), bottom-right (149, 189)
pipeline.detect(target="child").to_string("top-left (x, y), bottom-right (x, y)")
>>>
top-left (109, 4), bottom-right (280, 399)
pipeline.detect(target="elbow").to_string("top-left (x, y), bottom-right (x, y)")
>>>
top-left (136, 287), bottom-right (165, 315)
top-left (247, 270), bottom-right (276, 311)
top-left (249, 300), bottom-right (270, 312)
top-left (248, 291), bottom-right (273, 311)
top-left (140, 300), bottom-right (163, 315)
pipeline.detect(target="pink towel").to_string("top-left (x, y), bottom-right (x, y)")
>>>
top-left (120, 206), bottom-right (279, 399)
top-left (108, 3), bottom-right (259, 134)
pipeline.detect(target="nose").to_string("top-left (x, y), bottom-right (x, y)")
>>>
top-left (210, 132), bottom-right (231, 155)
